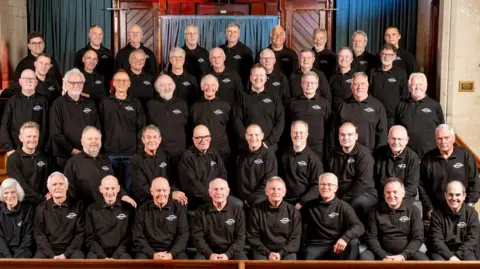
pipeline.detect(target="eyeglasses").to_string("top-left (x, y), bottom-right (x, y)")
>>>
top-left (29, 41), bottom-right (44, 46)
top-left (114, 79), bottom-right (130, 84)
top-left (67, 81), bottom-right (84, 87)
top-left (21, 77), bottom-right (37, 82)
top-left (194, 135), bottom-right (211, 141)
top-left (320, 183), bottom-right (337, 188)
top-left (260, 57), bottom-right (275, 61)
top-left (185, 32), bottom-right (198, 36)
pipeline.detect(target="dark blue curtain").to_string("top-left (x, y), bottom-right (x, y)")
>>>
top-left (27, 0), bottom-right (112, 74)
top-left (335, 0), bottom-right (418, 54)
top-left (160, 16), bottom-right (278, 65)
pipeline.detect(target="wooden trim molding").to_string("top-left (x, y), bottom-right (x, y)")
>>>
top-left (456, 135), bottom-right (480, 169)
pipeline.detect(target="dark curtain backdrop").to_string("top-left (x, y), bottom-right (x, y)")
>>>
top-left (335, 0), bottom-right (418, 55)
top-left (160, 16), bottom-right (278, 67)
top-left (27, 0), bottom-right (112, 74)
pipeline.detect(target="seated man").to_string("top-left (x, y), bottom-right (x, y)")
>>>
top-left (247, 177), bottom-right (302, 260)
top-left (192, 178), bottom-right (247, 260)
top-left (85, 176), bottom-right (134, 259)
top-left (34, 172), bottom-right (85, 259)
top-left (235, 124), bottom-right (277, 207)
top-left (302, 172), bottom-right (364, 260)
top-left (133, 177), bottom-right (189, 260)
top-left (361, 178), bottom-right (428, 261)
top-left (428, 181), bottom-right (479, 261)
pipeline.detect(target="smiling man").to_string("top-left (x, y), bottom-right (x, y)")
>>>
top-left (312, 28), bottom-right (337, 80)
top-left (383, 27), bottom-right (419, 76)
top-left (80, 50), bottom-right (107, 106)
top-left (329, 47), bottom-right (355, 110)
top-left (182, 24), bottom-right (210, 81)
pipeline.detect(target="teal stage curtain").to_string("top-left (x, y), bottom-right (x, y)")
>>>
top-left (335, 0), bottom-right (418, 55)
top-left (27, 0), bottom-right (112, 74)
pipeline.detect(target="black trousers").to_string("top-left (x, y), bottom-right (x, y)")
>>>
top-left (360, 249), bottom-right (429, 260)
top-left (86, 251), bottom-right (132, 259)
top-left (252, 252), bottom-right (297, 260)
top-left (135, 251), bottom-right (189, 260)
top-left (34, 250), bottom-right (85, 259)
top-left (304, 239), bottom-right (359, 260)
top-left (194, 251), bottom-right (248, 260)
top-left (0, 249), bottom-right (33, 258)
top-left (430, 252), bottom-right (477, 261)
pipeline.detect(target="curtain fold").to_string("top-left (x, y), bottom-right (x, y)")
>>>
top-left (160, 15), bottom-right (278, 65)
top-left (27, 0), bottom-right (112, 74)
top-left (335, 0), bottom-right (417, 55)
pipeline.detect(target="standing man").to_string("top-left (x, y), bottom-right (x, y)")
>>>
top-left (182, 24), bottom-right (210, 82)
top-left (164, 47), bottom-right (199, 107)
top-left (351, 30), bottom-right (377, 73)
top-left (384, 26), bottom-right (419, 76)
top-left (312, 28), bottom-right (337, 80)
top-left (80, 50), bottom-right (108, 106)
top-left (329, 47), bottom-right (355, 110)
top-left (258, 48), bottom-right (290, 105)
top-left (33, 54), bottom-right (61, 105)
top-left (127, 49), bottom-right (155, 109)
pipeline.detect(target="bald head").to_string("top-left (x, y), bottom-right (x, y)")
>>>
top-left (82, 50), bottom-right (98, 72)
top-left (193, 125), bottom-right (211, 151)
top-left (99, 175), bottom-right (120, 204)
top-left (19, 69), bottom-right (38, 96)
top-left (271, 25), bottom-right (286, 49)
top-left (388, 125), bottom-right (409, 155)
top-left (101, 175), bottom-right (119, 186)
top-left (150, 177), bottom-right (170, 207)
top-left (152, 177), bottom-right (170, 189)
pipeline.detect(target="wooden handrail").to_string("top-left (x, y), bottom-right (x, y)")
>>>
top-left (456, 135), bottom-right (480, 170)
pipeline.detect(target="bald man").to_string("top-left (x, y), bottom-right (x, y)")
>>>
top-left (85, 176), bottom-right (134, 259)
top-left (133, 177), bottom-right (189, 260)
top-left (115, 24), bottom-right (157, 76)
top-left (374, 126), bottom-right (419, 202)
top-left (80, 49), bottom-right (108, 106)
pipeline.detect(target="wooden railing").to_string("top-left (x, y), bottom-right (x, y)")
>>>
top-left (456, 135), bottom-right (480, 170)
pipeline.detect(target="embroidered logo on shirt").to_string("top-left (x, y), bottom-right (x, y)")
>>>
top-left (213, 109), bottom-right (223, 115)
top-left (347, 157), bottom-right (355, 164)
top-left (143, 81), bottom-right (151, 85)
top-left (272, 82), bottom-right (281, 86)
top-left (281, 58), bottom-right (290, 62)
top-left (319, 60), bottom-right (328, 64)
top-left (254, 159), bottom-right (263, 165)
top-left (311, 105), bottom-right (321, 110)
top-left (83, 108), bottom-right (92, 113)
top-left (37, 161), bottom-right (46, 167)
top-left (48, 86), bottom-right (55, 91)
top-left (364, 107), bottom-right (375, 112)
top-left (101, 55), bottom-right (109, 59)
top-left (66, 213), bottom-right (77, 219)
top-left (359, 61), bottom-right (368, 65)
top-left (182, 81), bottom-right (191, 86)
top-left (457, 222), bottom-right (467, 228)
top-left (263, 98), bottom-right (272, 103)
top-left (233, 55), bottom-right (242, 60)
top-left (159, 162), bottom-right (167, 168)
top-left (297, 161), bottom-right (307, 166)
top-left (225, 219), bottom-right (235, 225)
top-left (222, 78), bottom-right (231, 83)
top-left (453, 163), bottom-right (464, 169)
top-left (328, 212), bottom-right (339, 218)
top-left (116, 213), bottom-right (127, 220)
top-left (125, 106), bottom-right (134, 111)
top-left (388, 78), bottom-right (397, 83)
top-left (33, 105), bottom-right (43, 111)
top-left (346, 79), bottom-right (352, 84)
top-left (166, 215), bottom-right (177, 221)
top-left (399, 216), bottom-right (410, 222)
top-left (210, 161), bottom-right (216, 167)
top-left (395, 56), bottom-right (402, 61)
top-left (398, 164), bottom-right (406, 169)
top-left (172, 109), bottom-right (182, 114)
top-left (95, 80), bottom-right (102, 85)
top-left (280, 218), bottom-right (290, 224)
top-left (145, 55), bottom-right (150, 59)
top-left (17, 221), bottom-right (23, 227)
top-left (421, 108), bottom-right (432, 113)
top-left (198, 58), bottom-right (205, 63)
top-left (101, 166), bottom-right (110, 171)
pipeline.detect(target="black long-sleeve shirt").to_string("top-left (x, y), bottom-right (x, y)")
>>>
top-left (373, 145), bottom-right (420, 201)
top-left (133, 200), bottom-right (189, 258)
top-left (163, 69), bottom-right (200, 107)
top-left (131, 150), bottom-right (174, 204)
top-left (235, 146), bottom-right (277, 204)
top-left (34, 198), bottom-right (85, 257)
top-left (14, 54), bottom-right (62, 84)
top-left (289, 68), bottom-right (331, 104)
top-left (0, 203), bottom-right (34, 258)
top-left (7, 148), bottom-right (48, 205)
top-left (369, 66), bottom-right (409, 117)
top-left (279, 147), bottom-right (323, 205)
top-left (265, 69), bottom-right (290, 106)
top-left (234, 89), bottom-right (284, 148)
top-left (429, 203), bottom-right (479, 260)
top-left (192, 201), bottom-right (246, 258)
top-left (182, 44), bottom-right (210, 82)
top-left (80, 70), bottom-right (108, 106)
top-left (220, 41), bottom-right (254, 86)
top-left (419, 146), bottom-right (480, 213)
top-left (146, 96), bottom-right (188, 159)
top-left (0, 93), bottom-right (49, 152)
top-left (393, 47), bottom-right (419, 77)
top-left (328, 143), bottom-right (377, 202)
top-left (127, 70), bottom-right (155, 109)
top-left (74, 43), bottom-right (114, 87)
top-left (115, 43), bottom-right (157, 76)
top-left (335, 95), bottom-right (388, 151)
top-left (256, 45), bottom-right (299, 78)
top-left (190, 97), bottom-right (231, 156)
top-left (302, 197), bottom-right (365, 247)
top-left (35, 75), bottom-right (62, 105)
top-left (352, 50), bottom-right (378, 74)
top-left (366, 201), bottom-right (424, 259)
top-left (85, 200), bottom-right (134, 258)
top-left (329, 69), bottom-right (354, 110)
top-left (178, 146), bottom-right (228, 206)
top-left (50, 94), bottom-right (100, 158)
top-left (247, 200), bottom-right (302, 258)
top-left (395, 96), bottom-right (445, 158)
top-left (313, 48), bottom-right (337, 80)
top-left (99, 95), bottom-right (145, 155)
top-left (205, 68), bottom-right (243, 108)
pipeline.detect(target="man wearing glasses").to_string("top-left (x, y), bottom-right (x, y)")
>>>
top-left (182, 24), bottom-right (210, 82)
top-left (258, 48), bottom-right (290, 106)
top-left (127, 49), bottom-right (155, 110)
top-left (50, 68), bottom-right (100, 171)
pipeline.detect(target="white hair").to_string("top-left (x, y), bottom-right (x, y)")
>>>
top-left (64, 68), bottom-right (85, 82)
top-left (319, 172), bottom-right (338, 185)
top-left (200, 74), bottom-right (219, 88)
top-left (352, 30), bottom-right (368, 42)
top-left (47, 172), bottom-right (69, 188)
top-left (408, 72), bottom-right (428, 86)
top-left (436, 124), bottom-right (455, 136)
top-left (0, 178), bottom-right (25, 203)
top-left (81, 126), bottom-right (102, 140)
top-left (169, 47), bottom-right (186, 57)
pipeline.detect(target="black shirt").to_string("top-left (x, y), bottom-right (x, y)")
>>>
top-left (14, 54), bottom-right (62, 84)
top-left (329, 68), bottom-right (354, 109)
top-left (419, 146), bottom-right (480, 213)
top-left (74, 43), bottom-right (114, 87)
top-left (393, 47), bottom-right (419, 77)
top-left (35, 75), bottom-right (62, 105)
top-left (352, 50), bottom-right (378, 74)
top-left (247, 200), bottom-right (302, 257)
top-left (289, 68), bottom-right (331, 104)
top-left (0, 203), bottom-right (34, 258)
top-left (81, 70), bottom-right (108, 106)
top-left (164, 69), bottom-right (200, 107)
top-left (133, 200), bottom-right (189, 258)
top-left (369, 66), bottom-right (409, 117)
top-left (192, 201), bottom-right (246, 258)
top-left (146, 96), bottom-right (188, 158)
top-left (373, 145), bottom-right (420, 201)
top-left (395, 96), bottom-right (445, 158)
top-left (220, 41), bottom-right (254, 86)
top-left (366, 201), bottom-right (423, 259)
top-left (127, 70), bottom-right (155, 109)
top-left (115, 43), bottom-right (157, 76)
top-left (313, 48), bottom-right (337, 80)
top-left (34, 198), bottom-right (85, 257)
top-left (204, 68), bottom-right (243, 108)
top-left (6, 148), bottom-right (49, 205)
top-left (99, 95), bottom-right (146, 155)
top-left (182, 44), bottom-right (210, 81)
top-left (256, 45), bottom-right (299, 78)
top-left (50, 95), bottom-right (100, 158)
top-left (265, 69), bottom-right (290, 106)
top-left (85, 200), bottom-right (134, 258)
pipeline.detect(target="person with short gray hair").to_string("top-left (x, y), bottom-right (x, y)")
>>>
top-left (312, 28), bottom-right (337, 80)
top-left (127, 49), bottom-right (155, 109)
top-left (351, 30), bottom-right (378, 73)
top-left (329, 47), bottom-right (354, 110)
top-left (182, 24), bottom-right (210, 81)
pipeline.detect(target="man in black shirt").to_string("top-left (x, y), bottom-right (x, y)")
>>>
top-left (34, 172), bottom-right (85, 259)
top-left (258, 48), bottom-right (290, 106)
top-left (361, 178), bottom-right (427, 260)
top-left (7, 122), bottom-right (49, 205)
top-left (182, 24), bottom-right (210, 81)
top-left (351, 30), bottom-right (378, 73)
top-left (248, 177), bottom-right (302, 260)
top-left (80, 50), bottom-right (107, 106)
top-left (419, 124), bottom-right (480, 220)
top-left (127, 49), bottom-right (155, 109)
top-left (74, 24), bottom-right (114, 87)
top-left (428, 181), bottom-right (478, 261)
top-left (369, 43), bottom-right (409, 129)
top-left (220, 22), bottom-right (254, 86)
top-left (133, 177), bottom-right (189, 260)
top-left (192, 178), bottom-right (247, 260)
top-left (384, 27), bottom-right (419, 76)
top-left (330, 47), bottom-right (354, 110)
top-left (164, 47), bottom-right (199, 107)
top-left (302, 172), bottom-right (364, 260)
top-left (395, 72), bottom-right (444, 158)
top-left (115, 24), bottom-right (157, 76)
top-left (85, 176), bottom-right (134, 259)
top-left (374, 126), bottom-right (420, 202)
top-left (33, 54), bottom-right (61, 105)
top-left (312, 28), bottom-right (336, 81)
